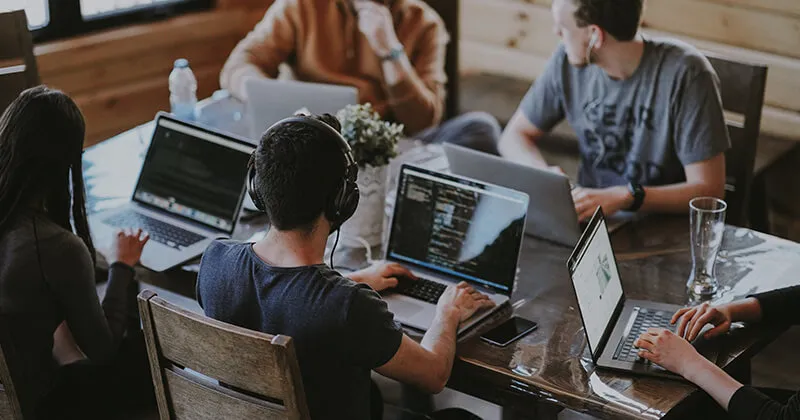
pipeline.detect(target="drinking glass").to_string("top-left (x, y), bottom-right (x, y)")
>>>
top-left (687, 197), bottom-right (727, 297)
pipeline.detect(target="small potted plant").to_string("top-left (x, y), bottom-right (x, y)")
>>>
top-left (336, 103), bottom-right (404, 247)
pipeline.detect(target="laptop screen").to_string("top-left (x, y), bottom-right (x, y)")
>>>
top-left (132, 117), bottom-right (253, 233)
top-left (386, 165), bottom-right (528, 294)
top-left (567, 211), bottom-right (624, 357)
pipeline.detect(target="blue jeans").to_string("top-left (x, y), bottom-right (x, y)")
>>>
top-left (415, 112), bottom-right (502, 156)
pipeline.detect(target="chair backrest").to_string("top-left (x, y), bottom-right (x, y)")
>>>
top-left (423, 0), bottom-right (459, 120)
top-left (705, 54), bottom-right (767, 227)
top-left (0, 10), bottom-right (40, 114)
top-left (0, 322), bottom-right (24, 420)
top-left (138, 290), bottom-right (310, 420)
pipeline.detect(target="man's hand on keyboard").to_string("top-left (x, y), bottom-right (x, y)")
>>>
top-left (349, 261), bottom-right (416, 292)
top-left (109, 228), bottom-right (150, 268)
top-left (634, 328), bottom-right (704, 376)
top-left (436, 282), bottom-right (495, 324)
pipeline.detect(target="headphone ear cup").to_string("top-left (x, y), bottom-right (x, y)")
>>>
top-left (247, 165), bottom-right (266, 212)
top-left (326, 172), bottom-right (360, 231)
top-left (339, 181), bottom-right (360, 224)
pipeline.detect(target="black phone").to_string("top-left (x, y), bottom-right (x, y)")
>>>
top-left (480, 316), bottom-right (538, 347)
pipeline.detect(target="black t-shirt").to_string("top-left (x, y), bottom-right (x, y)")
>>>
top-left (197, 240), bottom-right (404, 419)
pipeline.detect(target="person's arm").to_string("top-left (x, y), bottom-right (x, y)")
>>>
top-left (750, 285), bottom-right (800, 326)
top-left (354, 1), bottom-right (447, 134)
top-left (640, 330), bottom-right (800, 420)
top-left (376, 311), bottom-right (460, 393)
top-left (53, 230), bottom-right (148, 363)
top-left (374, 282), bottom-right (495, 393)
top-left (219, 0), bottom-right (298, 101)
top-left (573, 153), bottom-right (726, 221)
top-left (498, 110), bottom-right (550, 169)
top-left (498, 46), bottom-right (566, 168)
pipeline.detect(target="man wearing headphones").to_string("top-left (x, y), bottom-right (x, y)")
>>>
top-left (196, 114), bottom-right (493, 419)
top-left (499, 0), bottom-right (730, 221)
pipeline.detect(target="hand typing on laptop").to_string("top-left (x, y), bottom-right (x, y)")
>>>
top-left (348, 261), bottom-right (417, 292)
top-left (106, 228), bottom-right (150, 267)
top-left (437, 282), bottom-right (496, 324)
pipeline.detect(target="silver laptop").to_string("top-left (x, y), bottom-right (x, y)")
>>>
top-left (566, 207), bottom-right (718, 378)
top-left (89, 112), bottom-right (254, 272)
top-left (382, 164), bottom-right (529, 335)
top-left (444, 143), bottom-right (633, 247)
top-left (244, 78), bottom-right (358, 142)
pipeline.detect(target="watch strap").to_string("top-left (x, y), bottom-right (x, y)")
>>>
top-left (627, 182), bottom-right (645, 212)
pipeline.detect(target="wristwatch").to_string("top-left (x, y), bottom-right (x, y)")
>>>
top-left (380, 46), bottom-right (405, 62)
top-left (627, 182), bottom-right (645, 212)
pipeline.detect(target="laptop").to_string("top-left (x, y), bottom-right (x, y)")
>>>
top-left (89, 112), bottom-right (254, 272)
top-left (244, 78), bottom-right (358, 142)
top-left (444, 143), bottom-right (633, 247)
top-left (382, 164), bottom-right (529, 334)
top-left (566, 207), bottom-right (718, 378)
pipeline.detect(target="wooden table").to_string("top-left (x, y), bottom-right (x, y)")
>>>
top-left (85, 101), bottom-right (800, 420)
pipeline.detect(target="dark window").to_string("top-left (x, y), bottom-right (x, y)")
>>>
top-left (7, 0), bottom-right (214, 43)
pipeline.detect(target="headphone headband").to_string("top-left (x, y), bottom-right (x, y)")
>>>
top-left (261, 115), bottom-right (356, 169)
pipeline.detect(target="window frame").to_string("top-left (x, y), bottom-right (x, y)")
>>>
top-left (31, 0), bottom-right (215, 43)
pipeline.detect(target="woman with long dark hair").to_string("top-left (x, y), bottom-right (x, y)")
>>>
top-left (0, 86), bottom-right (152, 418)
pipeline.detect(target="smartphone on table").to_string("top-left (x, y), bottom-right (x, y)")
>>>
top-left (480, 316), bottom-right (538, 347)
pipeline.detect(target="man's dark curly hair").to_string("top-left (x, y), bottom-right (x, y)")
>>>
top-left (572, 0), bottom-right (644, 42)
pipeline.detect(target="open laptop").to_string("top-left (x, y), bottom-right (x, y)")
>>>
top-left (244, 78), bottom-right (358, 142)
top-left (566, 207), bottom-right (718, 378)
top-left (89, 112), bottom-right (254, 272)
top-left (382, 164), bottom-right (529, 334)
top-left (444, 143), bottom-right (633, 247)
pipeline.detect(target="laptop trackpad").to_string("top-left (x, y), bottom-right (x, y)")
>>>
top-left (389, 299), bottom-right (427, 317)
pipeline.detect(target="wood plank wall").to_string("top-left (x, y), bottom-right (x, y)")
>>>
top-left (32, 4), bottom-right (272, 147)
top-left (459, 0), bottom-right (800, 142)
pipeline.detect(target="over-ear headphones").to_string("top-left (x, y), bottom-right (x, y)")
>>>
top-left (247, 115), bottom-right (360, 232)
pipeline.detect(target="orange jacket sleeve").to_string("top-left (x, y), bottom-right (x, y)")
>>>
top-left (220, 0), bottom-right (299, 101)
top-left (385, 12), bottom-right (449, 135)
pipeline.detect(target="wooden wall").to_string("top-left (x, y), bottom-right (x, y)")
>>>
top-left (32, 5), bottom-right (269, 147)
top-left (459, 0), bottom-right (800, 142)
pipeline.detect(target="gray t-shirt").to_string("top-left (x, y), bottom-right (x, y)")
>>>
top-left (521, 38), bottom-right (730, 188)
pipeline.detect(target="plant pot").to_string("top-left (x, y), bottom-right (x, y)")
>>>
top-left (339, 164), bottom-right (389, 248)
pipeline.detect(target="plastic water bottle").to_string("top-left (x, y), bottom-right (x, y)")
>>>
top-left (169, 58), bottom-right (197, 121)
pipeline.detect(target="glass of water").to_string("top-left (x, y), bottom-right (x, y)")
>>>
top-left (687, 197), bottom-right (727, 297)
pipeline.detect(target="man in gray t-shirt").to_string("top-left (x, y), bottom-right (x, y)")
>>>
top-left (499, 0), bottom-right (730, 221)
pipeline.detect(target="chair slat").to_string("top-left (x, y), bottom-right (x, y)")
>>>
top-left (165, 368), bottom-right (289, 420)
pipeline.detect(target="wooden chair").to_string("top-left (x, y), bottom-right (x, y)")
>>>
top-left (0, 9), bottom-right (40, 113)
top-left (138, 290), bottom-right (310, 420)
top-left (0, 341), bottom-right (23, 420)
top-left (705, 54), bottom-right (768, 228)
top-left (423, 0), bottom-right (459, 120)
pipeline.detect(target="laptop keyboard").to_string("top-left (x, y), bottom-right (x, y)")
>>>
top-left (103, 212), bottom-right (205, 250)
top-left (613, 308), bottom-right (673, 362)
top-left (396, 276), bottom-right (448, 304)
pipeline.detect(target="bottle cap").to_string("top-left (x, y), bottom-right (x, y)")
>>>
top-left (173, 58), bottom-right (189, 69)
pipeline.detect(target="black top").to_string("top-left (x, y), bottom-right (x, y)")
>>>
top-left (0, 214), bottom-right (133, 414)
top-left (728, 286), bottom-right (800, 420)
top-left (196, 240), bottom-right (404, 420)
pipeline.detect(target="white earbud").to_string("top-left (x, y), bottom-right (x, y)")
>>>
top-left (586, 30), bottom-right (599, 64)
